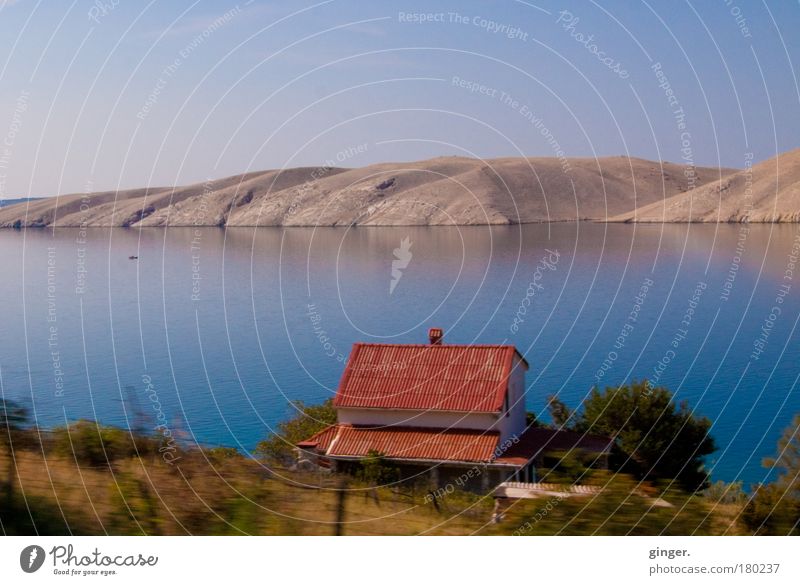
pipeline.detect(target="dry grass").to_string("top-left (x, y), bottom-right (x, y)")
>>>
top-left (1, 446), bottom-right (745, 536)
top-left (0, 447), bottom-right (490, 535)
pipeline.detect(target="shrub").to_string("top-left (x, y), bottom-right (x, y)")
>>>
top-left (254, 399), bottom-right (336, 464)
top-left (742, 483), bottom-right (799, 535)
top-left (51, 420), bottom-right (145, 467)
top-left (703, 480), bottom-right (746, 505)
top-left (496, 471), bottom-right (718, 535)
top-left (357, 450), bottom-right (399, 485)
top-left (0, 399), bottom-right (29, 449)
top-left (556, 381), bottom-right (716, 492)
top-left (207, 447), bottom-right (241, 464)
top-left (742, 414), bottom-right (800, 534)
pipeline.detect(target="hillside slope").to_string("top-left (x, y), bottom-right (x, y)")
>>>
top-left (609, 149), bottom-right (800, 223)
top-left (0, 156), bottom-right (734, 227)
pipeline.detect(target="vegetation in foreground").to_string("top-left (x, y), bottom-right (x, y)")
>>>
top-left (1, 384), bottom-right (798, 535)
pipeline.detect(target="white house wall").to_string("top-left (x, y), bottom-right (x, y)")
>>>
top-left (507, 354), bottom-right (528, 438)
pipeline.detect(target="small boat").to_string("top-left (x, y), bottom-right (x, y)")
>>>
top-left (128, 255), bottom-right (139, 260)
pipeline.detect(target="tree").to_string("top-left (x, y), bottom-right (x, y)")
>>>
top-left (702, 480), bottom-right (746, 506)
top-left (764, 413), bottom-right (800, 497)
top-left (255, 399), bottom-right (336, 464)
top-left (743, 414), bottom-right (800, 535)
top-left (0, 399), bottom-right (28, 447)
top-left (742, 483), bottom-right (799, 535)
top-left (547, 395), bottom-right (574, 428)
top-left (567, 381), bottom-right (716, 492)
top-left (1, 399), bottom-right (29, 506)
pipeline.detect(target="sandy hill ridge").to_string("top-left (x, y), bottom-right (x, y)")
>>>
top-left (609, 149), bottom-right (800, 223)
top-left (0, 156), bottom-right (735, 228)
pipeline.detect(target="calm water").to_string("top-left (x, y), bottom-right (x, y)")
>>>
top-left (1, 223), bottom-right (799, 487)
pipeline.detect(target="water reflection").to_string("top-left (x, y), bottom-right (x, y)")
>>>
top-left (0, 222), bottom-right (798, 485)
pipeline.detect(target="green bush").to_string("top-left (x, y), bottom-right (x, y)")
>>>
top-left (51, 420), bottom-right (147, 467)
top-left (551, 381), bottom-right (716, 492)
top-left (254, 399), bottom-right (336, 464)
top-left (357, 450), bottom-right (399, 485)
top-left (0, 399), bottom-right (29, 451)
top-left (742, 414), bottom-right (800, 534)
top-left (538, 450), bottom-right (599, 484)
top-left (206, 447), bottom-right (241, 464)
top-left (742, 483), bottom-right (799, 535)
top-left (703, 480), bottom-right (746, 505)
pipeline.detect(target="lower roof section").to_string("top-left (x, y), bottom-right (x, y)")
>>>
top-left (297, 424), bottom-right (612, 467)
top-left (494, 427), bottom-right (614, 466)
top-left (298, 424), bottom-right (501, 463)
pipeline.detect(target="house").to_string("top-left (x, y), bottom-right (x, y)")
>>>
top-left (297, 328), bottom-right (611, 491)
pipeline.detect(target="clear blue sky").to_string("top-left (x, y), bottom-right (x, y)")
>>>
top-left (0, 0), bottom-right (798, 197)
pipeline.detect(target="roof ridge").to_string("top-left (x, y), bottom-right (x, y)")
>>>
top-left (334, 342), bottom-right (523, 413)
top-left (344, 423), bottom-right (500, 435)
top-left (352, 342), bottom-right (518, 348)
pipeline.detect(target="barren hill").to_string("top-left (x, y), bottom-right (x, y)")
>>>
top-left (609, 149), bottom-right (800, 223)
top-left (0, 156), bottom-right (735, 228)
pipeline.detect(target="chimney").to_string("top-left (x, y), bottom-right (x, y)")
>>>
top-left (428, 328), bottom-right (443, 345)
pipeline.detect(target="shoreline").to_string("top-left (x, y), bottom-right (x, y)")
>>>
top-left (1, 218), bottom-right (798, 229)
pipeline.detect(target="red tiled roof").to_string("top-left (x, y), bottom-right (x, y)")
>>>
top-left (298, 425), bottom-right (612, 467)
top-left (299, 424), bottom-right (502, 463)
top-left (333, 343), bottom-right (527, 413)
top-left (296, 425), bottom-right (339, 451)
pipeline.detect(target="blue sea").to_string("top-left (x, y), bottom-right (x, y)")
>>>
top-left (1, 223), bottom-right (798, 487)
